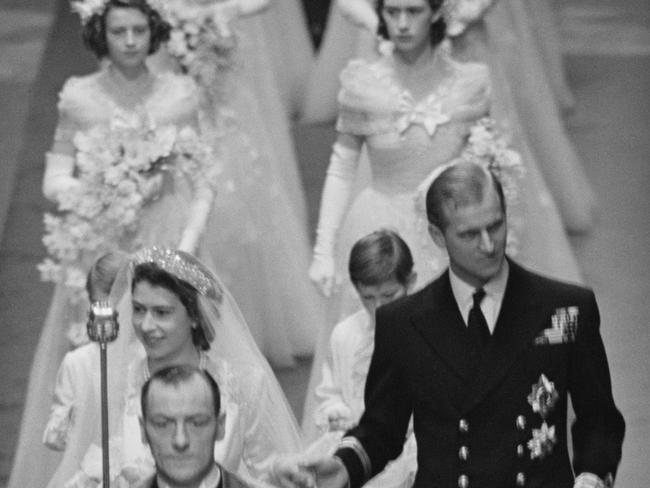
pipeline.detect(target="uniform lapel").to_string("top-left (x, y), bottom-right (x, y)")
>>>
top-left (462, 260), bottom-right (547, 412)
top-left (410, 271), bottom-right (476, 383)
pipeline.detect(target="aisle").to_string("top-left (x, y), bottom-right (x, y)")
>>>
top-left (0, 0), bottom-right (648, 486)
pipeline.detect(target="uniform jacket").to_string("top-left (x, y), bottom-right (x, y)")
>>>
top-left (337, 260), bottom-right (624, 488)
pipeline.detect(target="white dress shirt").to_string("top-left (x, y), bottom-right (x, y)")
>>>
top-left (449, 260), bottom-right (509, 334)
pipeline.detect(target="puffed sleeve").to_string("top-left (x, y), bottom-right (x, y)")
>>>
top-left (448, 60), bottom-right (491, 122)
top-left (53, 77), bottom-right (85, 145)
top-left (336, 59), bottom-right (401, 136)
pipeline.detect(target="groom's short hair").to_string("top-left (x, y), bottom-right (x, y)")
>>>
top-left (426, 162), bottom-right (506, 229)
top-left (141, 365), bottom-right (221, 419)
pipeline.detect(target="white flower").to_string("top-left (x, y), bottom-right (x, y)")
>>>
top-left (527, 421), bottom-right (557, 460)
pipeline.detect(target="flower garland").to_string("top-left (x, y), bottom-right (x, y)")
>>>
top-left (460, 117), bottom-right (524, 206)
top-left (443, 0), bottom-right (496, 37)
top-left (70, 0), bottom-right (170, 25)
top-left (38, 112), bottom-right (214, 325)
top-left (165, 1), bottom-right (239, 95)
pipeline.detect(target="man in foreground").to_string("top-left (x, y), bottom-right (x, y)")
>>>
top-left (138, 365), bottom-right (250, 488)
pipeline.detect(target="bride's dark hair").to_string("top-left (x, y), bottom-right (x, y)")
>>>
top-left (376, 0), bottom-right (447, 46)
top-left (132, 262), bottom-right (211, 351)
top-left (82, 0), bottom-right (171, 58)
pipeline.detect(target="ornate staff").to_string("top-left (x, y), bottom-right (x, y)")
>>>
top-left (87, 301), bottom-right (119, 487)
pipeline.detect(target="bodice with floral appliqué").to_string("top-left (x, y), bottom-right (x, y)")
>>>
top-left (336, 43), bottom-right (491, 194)
top-left (54, 69), bottom-right (200, 144)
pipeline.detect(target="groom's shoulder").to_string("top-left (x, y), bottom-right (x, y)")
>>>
top-left (510, 260), bottom-right (594, 301)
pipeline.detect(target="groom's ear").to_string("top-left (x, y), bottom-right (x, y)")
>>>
top-left (215, 411), bottom-right (226, 442)
top-left (428, 223), bottom-right (447, 249)
top-left (139, 416), bottom-right (149, 446)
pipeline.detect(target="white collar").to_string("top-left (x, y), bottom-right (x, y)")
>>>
top-left (157, 463), bottom-right (221, 488)
top-left (449, 260), bottom-right (509, 332)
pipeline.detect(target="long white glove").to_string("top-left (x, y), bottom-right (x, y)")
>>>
top-left (42, 152), bottom-right (79, 202)
top-left (309, 140), bottom-right (361, 297)
top-left (338, 0), bottom-right (379, 33)
top-left (178, 184), bottom-right (215, 254)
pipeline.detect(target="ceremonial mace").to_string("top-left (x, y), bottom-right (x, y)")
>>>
top-left (87, 301), bottom-right (119, 487)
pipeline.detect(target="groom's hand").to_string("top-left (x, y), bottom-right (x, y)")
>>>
top-left (301, 455), bottom-right (350, 488)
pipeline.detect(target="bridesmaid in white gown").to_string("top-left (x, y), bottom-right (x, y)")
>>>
top-left (303, 0), bottom-right (582, 440)
top-left (8, 2), bottom-right (215, 487)
top-left (300, 0), bottom-right (596, 233)
top-left (157, 0), bottom-right (327, 367)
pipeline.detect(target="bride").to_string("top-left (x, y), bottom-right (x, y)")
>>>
top-left (45, 247), bottom-right (304, 487)
top-left (7, 2), bottom-right (216, 487)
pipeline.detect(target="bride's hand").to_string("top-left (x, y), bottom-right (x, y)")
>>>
top-left (309, 253), bottom-right (336, 297)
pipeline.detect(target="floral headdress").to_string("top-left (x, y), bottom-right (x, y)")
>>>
top-left (70, 0), bottom-right (170, 25)
top-left (337, 0), bottom-right (494, 40)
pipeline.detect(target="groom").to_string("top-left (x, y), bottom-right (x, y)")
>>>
top-left (303, 162), bottom-right (624, 488)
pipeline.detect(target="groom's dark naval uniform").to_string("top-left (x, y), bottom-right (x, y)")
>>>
top-left (336, 259), bottom-right (624, 488)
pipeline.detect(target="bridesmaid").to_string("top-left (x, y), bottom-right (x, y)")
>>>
top-left (7, 2), bottom-right (213, 486)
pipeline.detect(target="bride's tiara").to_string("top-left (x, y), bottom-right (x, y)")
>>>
top-left (71, 0), bottom-right (170, 26)
top-left (131, 247), bottom-right (216, 297)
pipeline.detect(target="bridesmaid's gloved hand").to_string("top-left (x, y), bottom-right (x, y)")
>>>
top-left (309, 252), bottom-right (337, 297)
top-left (322, 403), bottom-right (354, 432)
top-left (42, 152), bottom-right (80, 202)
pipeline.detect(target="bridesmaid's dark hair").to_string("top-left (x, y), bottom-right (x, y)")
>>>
top-left (82, 0), bottom-right (171, 58)
top-left (376, 0), bottom-right (447, 47)
top-left (349, 229), bottom-right (414, 287)
top-left (132, 262), bottom-right (211, 351)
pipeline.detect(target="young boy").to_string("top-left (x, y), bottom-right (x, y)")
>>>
top-left (313, 229), bottom-right (417, 487)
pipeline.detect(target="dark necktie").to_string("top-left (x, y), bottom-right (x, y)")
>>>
top-left (468, 288), bottom-right (490, 347)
